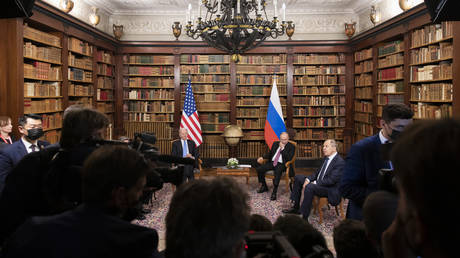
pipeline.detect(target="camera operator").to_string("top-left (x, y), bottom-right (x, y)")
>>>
top-left (339, 104), bottom-right (413, 220)
top-left (1, 145), bottom-right (161, 258)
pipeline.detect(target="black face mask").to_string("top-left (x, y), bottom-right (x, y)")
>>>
top-left (389, 129), bottom-right (402, 141)
top-left (26, 128), bottom-right (44, 140)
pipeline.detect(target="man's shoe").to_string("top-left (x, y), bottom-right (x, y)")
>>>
top-left (270, 191), bottom-right (277, 201)
top-left (282, 207), bottom-right (300, 214)
top-left (257, 185), bottom-right (268, 193)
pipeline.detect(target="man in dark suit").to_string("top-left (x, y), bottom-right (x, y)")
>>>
top-left (1, 145), bottom-right (161, 258)
top-left (339, 104), bottom-right (413, 220)
top-left (171, 128), bottom-right (199, 182)
top-left (256, 132), bottom-right (295, 201)
top-left (282, 139), bottom-right (344, 221)
top-left (0, 114), bottom-right (49, 195)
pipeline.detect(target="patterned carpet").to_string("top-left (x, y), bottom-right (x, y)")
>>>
top-left (134, 175), bottom-right (346, 253)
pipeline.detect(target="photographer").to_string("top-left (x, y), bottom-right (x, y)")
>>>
top-left (1, 145), bottom-right (161, 258)
top-left (339, 104), bottom-right (413, 220)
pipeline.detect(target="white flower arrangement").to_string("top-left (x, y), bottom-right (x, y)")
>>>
top-left (227, 158), bottom-right (239, 168)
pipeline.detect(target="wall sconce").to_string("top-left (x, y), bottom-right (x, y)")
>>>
top-left (172, 21), bottom-right (182, 41)
top-left (59, 0), bottom-right (74, 13)
top-left (113, 24), bottom-right (124, 40)
top-left (370, 5), bottom-right (380, 25)
top-left (89, 7), bottom-right (100, 27)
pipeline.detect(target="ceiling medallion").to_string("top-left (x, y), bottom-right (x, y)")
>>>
top-left (172, 0), bottom-right (295, 59)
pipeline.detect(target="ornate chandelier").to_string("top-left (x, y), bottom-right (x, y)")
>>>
top-left (172, 0), bottom-right (295, 60)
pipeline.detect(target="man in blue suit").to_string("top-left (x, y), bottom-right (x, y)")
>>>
top-left (283, 139), bottom-right (344, 221)
top-left (339, 104), bottom-right (413, 220)
top-left (0, 114), bottom-right (49, 195)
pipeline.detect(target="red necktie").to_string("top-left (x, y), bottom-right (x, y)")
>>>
top-left (273, 148), bottom-right (282, 166)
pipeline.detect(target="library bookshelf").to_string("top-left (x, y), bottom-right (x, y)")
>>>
top-left (68, 37), bottom-right (94, 109)
top-left (95, 49), bottom-right (115, 123)
top-left (353, 48), bottom-right (373, 141)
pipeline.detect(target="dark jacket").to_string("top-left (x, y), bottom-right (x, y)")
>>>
top-left (264, 141), bottom-right (295, 176)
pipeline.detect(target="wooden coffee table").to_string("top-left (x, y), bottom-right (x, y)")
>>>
top-left (215, 166), bottom-right (251, 184)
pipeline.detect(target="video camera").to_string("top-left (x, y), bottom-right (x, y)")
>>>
top-left (245, 231), bottom-right (333, 258)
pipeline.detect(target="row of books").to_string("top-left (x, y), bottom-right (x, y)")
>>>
top-left (378, 53), bottom-right (403, 68)
top-left (354, 60), bottom-right (373, 74)
top-left (182, 84), bottom-right (228, 93)
top-left (410, 62), bottom-right (452, 82)
top-left (96, 51), bottom-right (112, 64)
top-left (243, 130), bottom-right (264, 140)
top-left (181, 64), bottom-right (229, 74)
top-left (24, 82), bottom-right (60, 97)
top-left (293, 106), bottom-right (345, 116)
top-left (96, 102), bottom-right (114, 113)
top-left (41, 113), bottom-right (63, 130)
top-left (295, 128), bottom-right (343, 140)
top-left (236, 65), bottom-right (286, 74)
top-left (155, 139), bottom-right (173, 155)
top-left (123, 112), bottom-right (173, 122)
top-left (236, 74), bottom-right (286, 84)
top-left (410, 83), bottom-right (453, 101)
top-left (97, 64), bottom-right (113, 76)
top-left (197, 102), bottom-right (230, 111)
top-left (294, 65), bottom-right (345, 75)
top-left (125, 77), bottom-right (174, 87)
top-left (43, 130), bottom-right (61, 144)
top-left (354, 112), bottom-right (373, 123)
top-left (355, 87), bottom-right (372, 99)
top-left (123, 121), bottom-right (173, 139)
top-left (378, 40), bottom-right (403, 56)
top-left (24, 25), bottom-right (61, 47)
top-left (24, 62), bottom-right (61, 80)
top-left (180, 74), bottom-right (230, 83)
top-left (24, 98), bottom-right (62, 113)
top-left (239, 86), bottom-right (286, 96)
top-left (354, 100), bottom-right (373, 113)
top-left (298, 142), bottom-right (343, 158)
top-left (411, 22), bottom-right (453, 48)
top-left (69, 53), bottom-right (92, 70)
top-left (293, 95), bottom-right (345, 106)
top-left (354, 123), bottom-right (374, 137)
top-left (237, 108), bottom-right (267, 117)
top-left (180, 55), bottom-right (229, 64)
top-left (237, 119), bottom-right (265, 129)
top-left (126, 55), bottom-right (174, 64)
top-left (97, 77), bottom-right (114, 89)
top-left (201, 124), bottom-right (228, 132)
top-left (378, 81), bottom-right (404, 93)
top-left (237, 142), bottom-right (268, 158)
top-left (193, 93), bottom-right (229, 102)
top-left (354, 48), bottom-right (372, 62)
top-left (377, 94), bottom-right (404, 105)
top-left (96, 89), bottom-right (113, 101)
top-left (201, 142), bottom-right (230, 158)
top-left (410, 42), bottom-right (452, 64)
top-left (237, 97), bottom-right (287, 106)
top-left (127, 66), bottom-right (174, 76)
top-left (123, 101), bottom-right (174, 113)
top-left (201, 113), bottom-right (230, 123)
top-left (68, 84), bottom-right (93, 96)
top-left (294, 54), bottom-right (345, 64)
top-left (68, 68), bottom-right (92, 82)
top-left (411, 103), bottom-right (452, 119)
top-left (68, 97), bottom-right (92, 107)
top-left (293, 85), bottom-right (344, 95)
top-left (69, 37), bottom-right (93, 56)
top-left (293, 117), bottom-right (345, 127)
top-left (125, 89), bottom-right (174, 100)
top-left (294, 75), bottom-right (345, 85)
top-left (378, 67), bottom-right (403, 80)
top-left (354, 74), bottom-right (373, 86)
top-left (238, 55), bottom-right (286, 64)
top-left (24, 42), bottom-right (61, 63)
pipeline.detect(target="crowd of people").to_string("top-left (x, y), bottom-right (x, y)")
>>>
top-left (0, 103), bottom-right (458, 258)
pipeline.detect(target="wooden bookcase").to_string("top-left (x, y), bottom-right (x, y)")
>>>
top-left (23, 24), bottom-right (63, 143)
top-left (122, 54), bottom-right (175, 154)
top-left (95, 49), bottom-right (115, 123)
top-left (67, 36), bottom-right (94, 108)
top-left (353, 48), bottom-right (374, 141)
top-left (292, 53), bottom-right (346, 159)
top-left (180, 54), bottom-right (231, 159)
top-left (236, 54), bottom-right (287, 158)
top-left (409, 21), bottom-right (454, 119)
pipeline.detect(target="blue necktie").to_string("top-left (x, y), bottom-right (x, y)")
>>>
top-left (182, 140), bottom-right (187, 157)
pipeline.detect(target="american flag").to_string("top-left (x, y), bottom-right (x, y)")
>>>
top-left (180, 79), bottom-right (202, 146)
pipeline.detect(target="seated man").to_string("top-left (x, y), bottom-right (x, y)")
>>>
top-left (1, 145), bottom-right (160, 258)
top-left (0, 114), bottom-right (49, 195)
top-left (171, 128), bottom-right (199, 182)
top-left (283, 139), bottom-right (344, 221)
top-left (256, 131), bottom-right (295, 201)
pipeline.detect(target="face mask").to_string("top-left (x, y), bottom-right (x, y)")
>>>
top-left (389, 129), bottom-right (402, 141)
top-left (26, 128), bottom-right (44, 140)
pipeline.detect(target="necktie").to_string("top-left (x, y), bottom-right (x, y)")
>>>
top-left (273, 148), bottom-right (282, 167)
top-left (317, 157), bottom-right (329, 181)
top-left (30, 144), bottom-right (37, 152)
top-left (182, 140), bottom-right (187, 157)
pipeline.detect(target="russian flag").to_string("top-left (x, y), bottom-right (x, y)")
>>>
top-left (264, 78), bottom-right (286, 149)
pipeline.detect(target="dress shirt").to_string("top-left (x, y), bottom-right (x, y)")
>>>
top-left (271, 146), bottom-right (283, 164)
top-left (21, 138), bottom-right (38, 154)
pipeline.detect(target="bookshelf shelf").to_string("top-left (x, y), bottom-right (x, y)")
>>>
top-left (354, 47), bottom-right (374, 140)
top-left (410, 36), bottom-right (453, 49)
top-left (410, 57), bottom-right (453, 66)
top-left (24, 55), bottom-right (62, 65)
top-left (377, 50), bottom-right (404, 58)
